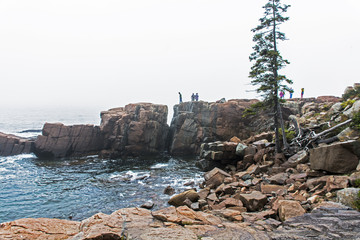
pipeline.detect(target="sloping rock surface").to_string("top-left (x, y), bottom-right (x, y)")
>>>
top-left (270, 204), bottom-right (360, 240)
top-left (0, 132), bottom-right (34, 156)
top-left (0, 218), bottom-right (80, 240)
top-left (34, 123), bottom-right (103, 158)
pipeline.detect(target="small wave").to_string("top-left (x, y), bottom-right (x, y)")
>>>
top-left (150, 163), bottom-right (169, 169)
top-left (109, 171), bottom-right (150, 182)
top-left (18, 129), bottom-right (42, 134)
top-left (0, 154), bottom-right (35, 164)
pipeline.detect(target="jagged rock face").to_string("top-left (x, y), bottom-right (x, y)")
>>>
top-left (34, 123), bottom-right (104, 158)
top-left (100, 103), bottom-right (169, 157)
top-left (168, 100), bottom-right (261, 155)
top-left (0, 132), bottom-right (34, 156)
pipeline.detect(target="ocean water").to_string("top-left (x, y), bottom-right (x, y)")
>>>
top-left (0, 107), bottom-right (202, 223)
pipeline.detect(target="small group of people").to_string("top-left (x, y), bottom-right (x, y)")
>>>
top-left (191, 93), bottom-right (199, 102)
top-left (178, 92), bottom-right (199, 103)
top-left (279, 88), bottom-right (304, 99)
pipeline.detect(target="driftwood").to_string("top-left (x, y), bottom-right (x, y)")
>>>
top-left (288, 116), bottom-right (353, 151)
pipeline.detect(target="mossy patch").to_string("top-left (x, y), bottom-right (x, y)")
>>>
top-left (242, 101), bottom-right (266, 118)
top-left (351, 111), bottom-right (360, 131)
top-left (354, 190), bottom-right (360, 211)
top-left (341, 99), bottom-right (356, 109)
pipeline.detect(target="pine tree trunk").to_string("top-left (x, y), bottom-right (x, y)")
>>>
top-left (274, 94), bottom-right (281, 153)
top-left (272, 0), bottom-right (281, 153)
top-left (278, 103), bottom-right (289, 150)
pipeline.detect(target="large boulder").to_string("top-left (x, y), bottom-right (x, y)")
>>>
top-left (100, 103), bottom-right (169, 157)
top-left (0, 132), bottom-right (34, 156)
top-left (168, 190), bottom-right (199, 207)
top-left (34, 123), bottom-right (104, 158)
top-left (310, 140), bottom-right (360, 174)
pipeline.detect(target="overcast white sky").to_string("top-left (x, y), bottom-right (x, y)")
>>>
top-left (0, 0), bottom-right (359, 113)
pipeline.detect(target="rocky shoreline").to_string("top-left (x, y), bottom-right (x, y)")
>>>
top-left (1, 92), bottom-right (360, 239)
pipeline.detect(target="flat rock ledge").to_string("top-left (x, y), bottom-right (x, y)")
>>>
top-left (1, 203), bottom-right (359, 240)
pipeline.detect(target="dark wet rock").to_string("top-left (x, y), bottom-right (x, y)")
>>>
top-left (100, 103), bottom-right (169, 158)
top-left (163, 186), bottom-right (176, 196)
top-left (0, 132), bottom-right (34, 156)
top-left (34, 123), bottom-right (103, 158)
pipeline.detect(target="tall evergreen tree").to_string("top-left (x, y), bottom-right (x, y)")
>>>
top-left (249, 0), bottom-right (292, 153)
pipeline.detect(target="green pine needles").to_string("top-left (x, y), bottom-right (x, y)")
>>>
top-left (249, 0), bottom-right (292, 152)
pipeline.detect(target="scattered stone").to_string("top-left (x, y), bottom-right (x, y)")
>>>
top-left (325, 175), bottom-right (349, 192)
top-left (336, 188), bottom-right (360, 209)
top-left (349, 171), bottom-right (360, 187)
top-left (281, 150), bottom-right (308, 168)
top-left (261, 184), bottom-right (286, 195)
top-left (204, 167), bottom-right (231, 189)
top-left (168, 189), bottom-right (199, 207)
top-left (239, 191), bottom-right (267, 212)
top-left (235, 143), bottom-right (247, 157)
top-left (213, 209), bottom-right (243, 221)
top-left (164, 186), bottom-right (175, 195)
top-left (268, 172), bottom-right (288, 185)
top-left (278, 200), bottom-right (306, 221)
top-left (141, 201), bottom-right (155, 209)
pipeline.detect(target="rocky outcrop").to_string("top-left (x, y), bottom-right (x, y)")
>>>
top-left (34, 123), bottom-right (104, 158)
top-left (0, 132), bottom-right (34, 156)
top-left (99, 103), bottom-right (169, 158)
top-left (168, 99), bottom-right (270, 155)
top-left (31, 103), bottom-right (168, 159)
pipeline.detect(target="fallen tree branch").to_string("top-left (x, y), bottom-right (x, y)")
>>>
top-left (312, 119), bottom-right (352, 139)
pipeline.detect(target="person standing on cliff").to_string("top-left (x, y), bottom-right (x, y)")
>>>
top-left (280, 91), bottom-right (285, 99)
top-left (191, 93), bottom-right (195, 101)
top-left (195, 93), bottom-right (199, 101)
top-left (178, 92), bottom-right (183, 103)
top-left (301, 88), bottom-right (304, 99)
